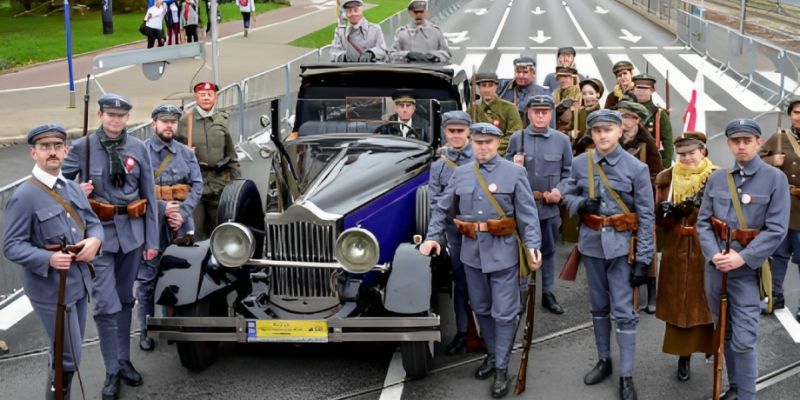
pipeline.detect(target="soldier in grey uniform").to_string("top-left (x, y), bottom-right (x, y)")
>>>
top-left (427, 111), bottom-right (473, 354)
top-left (559, 109), bottom-right (655, 400)
top-left (497, 56), bottom-right (548, 120)
top-left (62, 94), bottom-right (159, 400)
top-left (420, 122), bottom-right (542, 398)
top-left (542, 47), bottom-right (585, 93)
top-left (136, 104), bottom-right (203, 351)
top-left (505, 95), bottom-right (572, 315)
top-left (331, 0), bottom-right (387, 63)
top-left (390, 0), bottom-right (450, 64)
top-left (3, 124), bottom-right (104, 400)
top-left (697, 119), bottom-right (789, 400)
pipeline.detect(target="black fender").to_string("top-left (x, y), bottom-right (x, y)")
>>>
top-left (154, 240), bottom-right (229, 307)
top-left (218, 179), bottom-right (265, 258)
top-left (384, 243), bottom-right (432, 314)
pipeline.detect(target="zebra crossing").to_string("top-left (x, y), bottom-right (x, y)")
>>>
top-left (453, 50), bottom-right (782, 114)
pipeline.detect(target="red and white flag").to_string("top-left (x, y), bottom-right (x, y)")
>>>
top-left (682, 69), bottom-right (706, 132)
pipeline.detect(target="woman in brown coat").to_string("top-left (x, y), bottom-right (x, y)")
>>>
top-left (654, 131), bottom-right (717, 381)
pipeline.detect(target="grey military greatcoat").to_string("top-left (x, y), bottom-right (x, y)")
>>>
top-left (389, 21), bottom-right (451, 63)
top-left (331, 18), bottom-right (388, 63)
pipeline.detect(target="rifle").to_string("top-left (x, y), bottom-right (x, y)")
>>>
top-left (82, 75), bottom-right (91, 183)
top-left (470, 66), bottom-right (478, 122)
top-left (514, 272), bottom-right (537, 395)
top-left (52, 236), bottom-right (71, 400)
top-left (665, 70), bottom-right (671, 116)
top-left (712, 226), bottom-right (732, 399)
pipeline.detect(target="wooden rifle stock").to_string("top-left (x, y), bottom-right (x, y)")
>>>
top-left (53, 237), bottom-right (70, 400)
top-left (82, 75), bottom-right (91, 183)
top-left (712, 226), bottom-right (732, 399)
top-left (559, 244), bottom-right (581, 281)
top-left (470, 67), bottom-right (478, 122)
top-left (514, 273), bottom-right (537, 395)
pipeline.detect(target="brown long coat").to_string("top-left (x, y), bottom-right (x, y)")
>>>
top-left (654, 168), bottom-right (713, 328)
top-left (760, 129), bottom-right (800, 230)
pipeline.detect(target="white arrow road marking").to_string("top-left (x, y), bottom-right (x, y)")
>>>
top-left (461, 53), bottom-right (488, 75)
top-left (536, 53), bottom-right (557, 86)
top-left (0, 294), bottom-right (33, 330)
top-left (619, 29), bottom-right (642, 43)
top-left (642, 53), bottom-right (726, 111)
top-left (531, 6), bottom-right (546, 15)
top-left (497, 53), bottom-right (521, 78)
top-left (607, 53), bottom-right (665, 107)
top-left (594, 6), bottom-right (609, 14)
top-left (681, 53), bottom-right (777, 112)
top-left (528, 30), bottom-right (551, 44)
top-left (465, 8), bottom-right (487, 15)
top-left (564, 5), bottom-right (592, 49)
top-left (444, 31), bottom-right (470, 44)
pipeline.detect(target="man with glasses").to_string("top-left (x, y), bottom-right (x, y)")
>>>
top-left (3, 124), bottom-right (103, 400)
top-left (390, 0), bottom-right (450, 64)
top-left (331, 0), bottom-right (387, 63)
top-left (497, 56), bottom-right (548, 122)
top-left (63, 94), bottom-right (159, 400)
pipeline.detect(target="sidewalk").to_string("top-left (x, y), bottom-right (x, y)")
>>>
top-left (0, 0), bottom-right (338, 143)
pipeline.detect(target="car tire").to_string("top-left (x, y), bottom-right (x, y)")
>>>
top-left (415, 185), bottom-right (430, 237)
top-left (175, 294), bottom-right (227, 371)
top-left (217, 179), bottom-right (265, 257)
top-left (400, 341), bottom-right (432, 379)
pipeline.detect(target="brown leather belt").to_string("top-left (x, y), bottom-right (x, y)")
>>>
top-left (581, 213), bottom-right (639, 232)
top-left (533, 191), bottom-right (545, 200)
top-left (677, 225), bottom-right (697, 236)
top-left (710, 216), bottom-right (759, 247)
top-left (790, 186), bottom-right (800, 198)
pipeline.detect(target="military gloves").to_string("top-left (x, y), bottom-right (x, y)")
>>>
top-left (630, 261), bottom-right (649, 287)
top-left (579, 197), bottom-right (602, 215)
top-left (406, 51), bottom-right (440, 63)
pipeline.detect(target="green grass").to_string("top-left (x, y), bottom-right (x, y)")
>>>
top-left (0, 1), bottom-right (285, 70)
top-left (290, 0), bottom-right (407, 49)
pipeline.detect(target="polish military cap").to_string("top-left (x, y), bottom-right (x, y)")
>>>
top-left (97, 93), bottom-right (133, 112)
top-left (557, 47), bottom-right (576, 56)
top-left (151, 104), bottom-right (183, 120)
top-left (632, 73), bottom-right (657, 87)
top-left (513, 56), bottom-right (535, 68)
top-left (474, 72), bottom-right (499, 84)
top-left (392, 89), bottom-right (416, 104)
top-left (724, 118), bottom-right (762, 139)
top-left (579, 78), bottom-right (605, 98)
top-left (787, 97), bottom-right (800, 115)
top-left (615, 101), bottom-right (650, 120)
top-left (586, 109), bottom-right (622, 128)
top-left (471, 122), bottom-right (503, 138)
top-left (441, 110), bottom-right (472, 127)
top-left (342, 0), bottom-right (364, 8)
top-left (407, 0), bottom-right (427, 11)
top-left (612, 60), bottom-right (633, 75)
top-left (193, 81), bottom-right (219, 92)
top-left (555, 66), bottom-right (578, 76)
top-left (526, 94), bottom-right (555, 109)
top-left (674, 131), bottom-right (707, 149)
top-left (27, 123), bottom-right (67, 145)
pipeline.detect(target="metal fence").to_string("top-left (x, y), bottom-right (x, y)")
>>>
top-left (0, 0), bottom-right (466, 300)
top-left (629, 0), bottom-right (678, 24)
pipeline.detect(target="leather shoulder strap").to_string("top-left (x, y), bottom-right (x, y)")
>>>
top-left (654, 108), bottom-right (662, 149)
top-left (726, 171), bottom-right (747, 229)
top-left (785, 131), bottom-right (800, 156)
top-left (28, 177), bottom-right (85, 232)
top-left (471, 162), bottom-right (507, 218)
top-left (589, 150), bottom-right (631, 214)
top-left (440, 154), bottom-right (457, 170)
top-left (154, 152), bottom-right (176, 179)
top-left (638, 144), bottom-right (646, 163)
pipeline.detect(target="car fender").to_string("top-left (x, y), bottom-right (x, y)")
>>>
top-left (384, 242), bottom-right (432, 314)
top-left (154, 240), bottom-right (228, 307)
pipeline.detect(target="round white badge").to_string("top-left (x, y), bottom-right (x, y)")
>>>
top-left (488, 183), bottom-right (498, 193)
top-left (741, 194), bottom-right (752, 204)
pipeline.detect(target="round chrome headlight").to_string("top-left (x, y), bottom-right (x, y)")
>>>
top-left (335, 228), bottom-right (380, 274)
top-left (210, 222), bottom-right (255, 268)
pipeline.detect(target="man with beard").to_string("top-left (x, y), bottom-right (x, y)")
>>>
top-left (390, 0), bottom-right (450, 64)
top-left (331, 0), bottom-right (387, 62)
top-left (63, 94), bottom-right (159, 399)
top-left (3, 123), bottom-right (103, 400)
top-left (136, 104), bottom-right (203, 351)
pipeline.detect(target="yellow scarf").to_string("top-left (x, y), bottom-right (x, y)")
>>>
top-left (671, 157), bottom-right (717, 203)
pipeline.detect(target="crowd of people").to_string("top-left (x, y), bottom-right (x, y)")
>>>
top-left (141, 0), bottom-right (256, 48)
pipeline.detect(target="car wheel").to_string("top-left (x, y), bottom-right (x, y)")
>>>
top-left (415, 185), bottom-right (430, 237)
top-left (175, 294), bottom-right (227, 371)
top-left (218, 179), bottom-right (264, 257)
top-left (400, 341), bottom-right (432, 379)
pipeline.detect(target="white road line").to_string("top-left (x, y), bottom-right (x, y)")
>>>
top-left (564, 5), bottom-right (592, 49)
top-left (489, 5), bottom-right (512, 49)
top-left (757, 71), bottom-right (800, 96)
top-left (466, 46), bottom-right (493, 50)
top-left (575, 53), bottom-right (607, 105)
top-left (681, 54), bottom-right (777, 112)
top-left (629, 46), bottom-right (658, 50)
top-left (0, 294), bottom-right (33, 331)
top-left (528, 46), bottom-right (558, 50)
top-left (536, 53), bottom-right (557, 86)
top-left (461, 53), bottom-right (487, 75)
top-left (219, 7), bottom-right (332, 42)
top-left (497, 53), bottom-right (520, 79)
top-left (597, 46), bottom-right (625, 50)
top-left (378, 350), bottom-right (405, 400)
top-left (662, 45), bottom-right (688, 50)
top-left (607, 53), bottom-right (666, 108)
top-left (497, 46), bottom-right (525, 51)
top-left (0, 66), bottom-right (133, 93)
top-left (774, 308), bottom-right (800, 343)
top-left (642, 53), bottom-right (726, 111)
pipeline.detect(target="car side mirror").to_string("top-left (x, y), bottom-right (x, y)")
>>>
top-left (260, 115), bottom-right (271, 128)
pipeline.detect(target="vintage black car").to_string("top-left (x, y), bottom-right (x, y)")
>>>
top-left (148, 63), bottom-right (470, 378)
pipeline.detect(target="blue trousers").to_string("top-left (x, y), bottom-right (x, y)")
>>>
top-left (464, 264), bottom-right (520, 369)
top-left (706, 264), bottom-right (760, 400)
top-left (539, 216), bottom-right (560, 294)
top-left (583, 255), bottom-right (639, 377)
top-left (771, 229), bottom-right (800, 295)
top-left (31, 295), bottom-right (88, 372)
top-left (93, 248), bottom-right (141, 374)
top-left (135, 256), bottom-right (160, 335)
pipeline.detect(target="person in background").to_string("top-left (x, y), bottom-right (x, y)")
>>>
top-left (165, 0), bottom-right (181, 45)
top-left (144, 0), bottom-right (167, 48)
top-left (239, 0), bottom-right (256, 38)
top-left (181, 0), bottom-right (200, 43)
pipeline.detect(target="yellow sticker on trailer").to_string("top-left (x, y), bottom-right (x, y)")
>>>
top-left (247, 320), bottom-right (329, 343)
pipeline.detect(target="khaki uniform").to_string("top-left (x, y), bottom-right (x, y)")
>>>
top-left (177, 107), bottom-right (241, 238)
top-left (760, 129), bottom-right (800, 230)
top-left (467, 98), bottom-right (523, 155)
top-left (553, 86), bottom-right (581, 132)
top-left (641, 100), bottom-right (673, 169)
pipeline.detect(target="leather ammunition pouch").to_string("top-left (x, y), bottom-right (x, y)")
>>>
top-left (89, 199), bottom-right (148, 221)
top-left (581, 213), bottom-right (639, 232)
top-left (454, 218), bottom-right (477, 240)
top-left (677, 225), bottom-right (697, 236)
top-left (155, 184), bottom-right (190, 201)
top-left (453, 217), bottom-right (517, 240)
top-left (710, 216), bottom-right (759, 247)
top-left (790, 186), bottom-right (800, 198)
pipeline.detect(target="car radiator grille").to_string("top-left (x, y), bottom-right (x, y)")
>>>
top-left (266, 222), bottom-right (338, 299)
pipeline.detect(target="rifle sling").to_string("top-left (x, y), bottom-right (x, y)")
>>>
top-left (785, 130), bottom-right (800, 156)
top-left (154, 152), bottom-right (176, 179)
top-left (28, 177), bottom-right (85, 233)
top-left (588, 150), bottom-right (631, 214)
top-left (655, 109), bottom-right (662, 149)
top-left (726, 172), bottom-right (747, 229)
top-left (440, 155), bottom-right (457, 170)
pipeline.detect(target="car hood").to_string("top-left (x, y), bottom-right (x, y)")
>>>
top-left (283, 135), bottom-right (431, 217)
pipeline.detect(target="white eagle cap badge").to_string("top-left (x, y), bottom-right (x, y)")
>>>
top-left (488, 183), bottom-right (497, 192)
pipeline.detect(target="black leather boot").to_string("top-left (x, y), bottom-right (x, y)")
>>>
top-left (542, 292), bottom-right (564, 315)
top-left (645, 277), bottom-right (656, 314)
top-left (445, 332), bottom-right (467, 355)
top-left (102, 373), bottom-right (120, 400)
top-left (475, 354), bottom-right (496, 380)
top-left (677, 356), bottom-right (690, 381)
top-left (619, 376), bottom-right (638, 400)
top-left (139, 333), bottom-right (155, 352)
top-left (46, 370), bottom-right (74, 400)
top-left (584, 358), bottom-right (612, 385)
top-left (491, 368), bottom-right (509, 398)
top-left (721, 385), bottom-right (738, 399)
top-left (118, 360), bottom-right (143, 386)
top-left (774, 292), bottom-right (785, 310)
